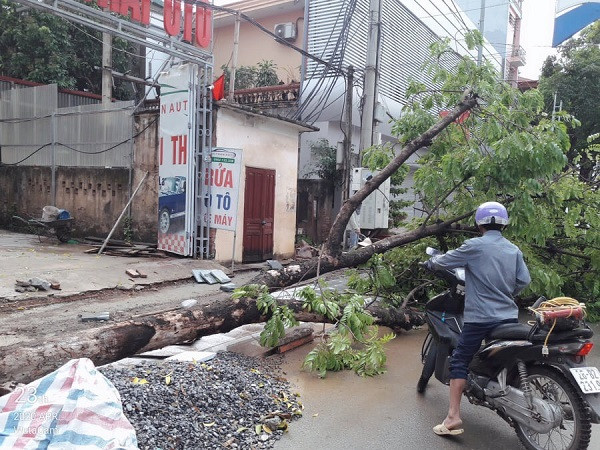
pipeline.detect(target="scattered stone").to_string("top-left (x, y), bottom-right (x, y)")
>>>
top-left (266, 260), bottom-right (283, 270)
top-left (100, 353), bottom-right (302, 450)
top-left (180, 299), bottom-right (198, 309)
top-left (28, 277), bottom-right (51, 291)
top-left (15, 280), bottom-right (31, 287)
top-left (136, 270), bottom-right (148, 279)
top-left (263, 416), bottom-right (282, 429)
top-left (220, 283), bottom-right (236, 292)
top-left (26, 286), bottom-right (37, 292)
top-left (50, 281), bottom-right (61, 290)
top-left (80, 312), bottom-right (110, 321)
top-left (14, 286), bottom-right (26, 293)
top-left (135, 285), bottom-right (145, 291)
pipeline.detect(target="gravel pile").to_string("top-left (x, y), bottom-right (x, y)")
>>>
top-left (100, 352), bottom-right (303, 449)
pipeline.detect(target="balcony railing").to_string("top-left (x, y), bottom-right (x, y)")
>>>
top-left (232, 82), bottom-right (300, 109)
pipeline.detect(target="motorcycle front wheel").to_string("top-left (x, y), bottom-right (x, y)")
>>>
top-left (514, 366), bottom-right (592, 450)
top-left (417, 332), bottom-right (437, 393)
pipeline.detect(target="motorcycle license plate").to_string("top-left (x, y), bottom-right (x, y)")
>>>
top-left (569, 367), bottom-right (600, 394)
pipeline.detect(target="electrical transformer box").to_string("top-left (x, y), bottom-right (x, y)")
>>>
top-left (350, 167), bottom-right (390, 229)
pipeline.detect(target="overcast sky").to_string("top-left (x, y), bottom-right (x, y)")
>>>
top-left (520, 0), bottom-right (558, 80)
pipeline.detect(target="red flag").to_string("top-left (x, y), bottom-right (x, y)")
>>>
top-left (212, 74), bottom-right (225, 101)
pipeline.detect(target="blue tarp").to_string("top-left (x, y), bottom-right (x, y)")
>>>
top-left (553, 2), bottom-right (600, 47)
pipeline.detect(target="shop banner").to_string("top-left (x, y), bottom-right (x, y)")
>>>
top-left (204, 148), bottom-right (242, 231)
top-left (157, 64), bottom-right (197, 256)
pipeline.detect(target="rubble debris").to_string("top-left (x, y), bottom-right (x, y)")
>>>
top-left (126, 269), bottom-right (141, 278)
top-left (180, 299), bottom-right (198, 309)
top-left (14, 277), bottom-right (55, 293)
top-left (50, 281), bottom-right (61, 290)
top-left (296, 240), bottom-right (316, 259)
top-left (83, 236), bottom-right (164, 258)
top-left (80, 312), bottom-right (110, 321)
top-left (220, 282), bottom-right (237, 292)
top-left (100, 352), bottom-right (302, 449)
top-left (266, 259), bottom-right (284, 270)
top-left (28, 277), bottom-right (51, 291)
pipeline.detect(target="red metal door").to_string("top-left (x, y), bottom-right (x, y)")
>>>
top-left (243, 167), bottom-right (275, 262)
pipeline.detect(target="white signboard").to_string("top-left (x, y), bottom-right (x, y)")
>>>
top-left (204, 148), bottom-right (242, 231)
top-left (157, 64), bottom-right (197, 256)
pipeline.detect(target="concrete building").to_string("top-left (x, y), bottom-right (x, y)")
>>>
top-left (456, 0), bottom-right (526, 85)
top-left (212, 0), bottom-right (504, 243)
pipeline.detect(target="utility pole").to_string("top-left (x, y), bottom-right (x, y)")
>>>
top-left (102, 32), bottom-right (112, 104)
top-left (342, 65), bottom-right (354, 202)
top-left (228, 12), bottom-right (241, 101)
top-left (476, 0), bottom-right (486, 66)
top-left (359, 0), bottom-right (381, 160)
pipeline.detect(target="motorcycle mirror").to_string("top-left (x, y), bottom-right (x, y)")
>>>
top-left (425, 247), bottom-right (440, 256)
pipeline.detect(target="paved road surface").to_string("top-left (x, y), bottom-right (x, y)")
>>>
top-left (277, 325), bottom-right (600, 450)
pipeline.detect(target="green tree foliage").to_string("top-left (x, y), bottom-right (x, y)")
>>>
top-left (357, 33), bottom-right (600, 313)
top-left (233, 284), bottom-right (395, 378)
top-left (220, 60), bottom-right (280, 91)
top-left (538, 22), bottom-right (600, 183)
top-left (0, 0), bottom-right (140, 99)
top-left (304, 139), bottom-right (343, 188)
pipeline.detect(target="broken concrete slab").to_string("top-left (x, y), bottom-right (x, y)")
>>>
top-left (266, 259), bottom-right (284, 270)
top-left (140, 345), bottom-right (190, 358)
top-left (198, 270), bottom-right (219, 284)
top-left (192, 269), bottom-right (220, 284)
top-left (191, 334), bottom-right (236, 352)
top-left (165, 351), bottom-right (216, 362)
top-left (210, 269), bottom-right (231, 283)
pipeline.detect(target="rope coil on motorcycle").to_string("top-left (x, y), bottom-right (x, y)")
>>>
top-left (528, 297), bottom-right (587, 354)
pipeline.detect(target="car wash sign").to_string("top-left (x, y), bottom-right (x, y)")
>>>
top-left (157, 64), bottom-right (197, 256)
top-left (81, 0), bottom-right (212, 48)
top-left (204, 148), bottom-right (242, 231)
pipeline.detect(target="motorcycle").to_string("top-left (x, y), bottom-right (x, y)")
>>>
top-left (418, 247), bottom-right (600, 449)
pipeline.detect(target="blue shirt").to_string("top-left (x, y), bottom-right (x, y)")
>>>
top-left (430, 230), bottom-right (531, 323)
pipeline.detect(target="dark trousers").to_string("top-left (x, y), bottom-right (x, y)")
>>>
top-left (449, 319), bottom-right (518, 380)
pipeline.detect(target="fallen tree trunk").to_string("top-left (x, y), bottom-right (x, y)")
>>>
top-left (0, 293), bottom-right (424, 385)
top-left (254, 213), bottom-right (473, 288)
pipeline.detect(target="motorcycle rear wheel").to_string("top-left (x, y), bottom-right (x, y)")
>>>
top-left (514, 366), bottom-right (591, 450)
top-left (417, 333), bottom-right (437, 393)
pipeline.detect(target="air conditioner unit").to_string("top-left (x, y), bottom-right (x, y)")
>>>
top-left (274, 22), bottom-right (296, 41)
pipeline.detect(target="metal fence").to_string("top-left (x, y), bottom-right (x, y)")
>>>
top-left (0, 83), bottom-right (134, 168)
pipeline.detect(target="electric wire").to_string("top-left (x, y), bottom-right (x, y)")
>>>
top-left (0, 117), bottom-right (157, 166)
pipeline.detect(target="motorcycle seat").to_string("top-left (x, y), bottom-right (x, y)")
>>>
top-left (488, 323), bottom-right (532, 340)
top-left (530, 326), bottom-right (594, 343)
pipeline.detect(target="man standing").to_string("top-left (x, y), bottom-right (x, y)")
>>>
top-left (427, 201), bottom-right (531, 436)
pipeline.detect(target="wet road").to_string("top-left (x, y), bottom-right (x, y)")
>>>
top-left (276, 324), bottom-right (600, 450)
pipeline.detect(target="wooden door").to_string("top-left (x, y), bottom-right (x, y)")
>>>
top-left (243, 167), bottom-right (275, 262)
